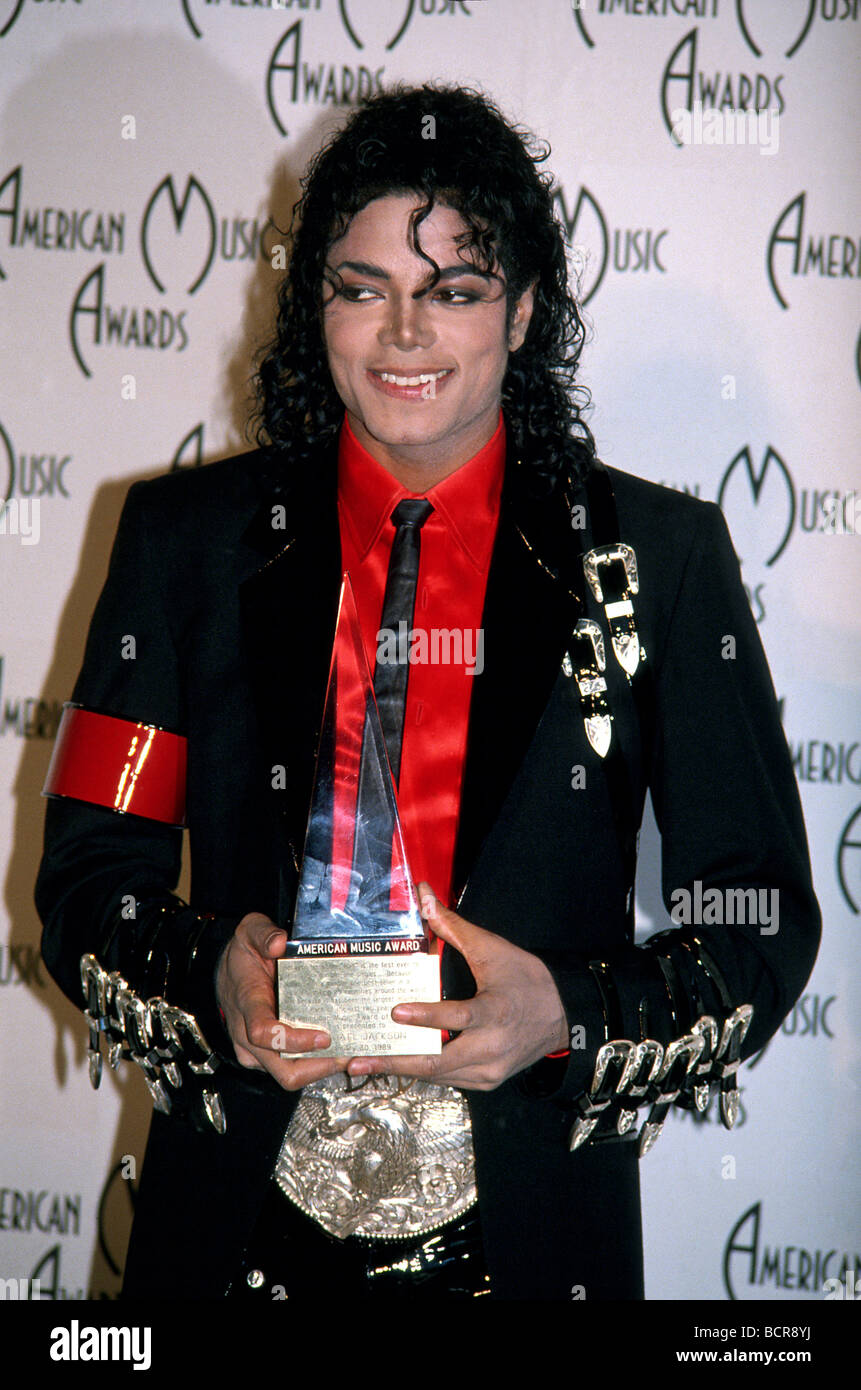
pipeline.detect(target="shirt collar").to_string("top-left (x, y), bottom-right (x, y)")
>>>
top-left (337, 409), bottom-right (506, 570)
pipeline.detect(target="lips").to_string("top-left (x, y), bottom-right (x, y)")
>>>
top-left (371, 369), bottom-right (453, 385)
top-left (368, 367), bottom-right (454, 399)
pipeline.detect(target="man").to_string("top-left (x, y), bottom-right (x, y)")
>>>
top-left (36, 84), bottom-right (820, 1301)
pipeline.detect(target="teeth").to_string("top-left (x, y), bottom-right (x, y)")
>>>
top-left (376, 370), bottom-right (450, 386)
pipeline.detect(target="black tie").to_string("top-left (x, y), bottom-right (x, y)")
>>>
top-left (373, 498), bottom-right (433, 785)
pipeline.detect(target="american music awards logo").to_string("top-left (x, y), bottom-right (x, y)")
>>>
top-left (710, 446), bottom-right (858, 624)
top-left (552, 183), bottom-right (667, 304)
top-left (141, 176), bottom-right (216, 296)
top-left (68, 263), bottom-right (189, 379)
top-left (65, 172), bottom-right (284, 376)
top-left (181, 0), bottom-right (472, 47)
top-left (0, 165), bottom-right (125, 284)
top-left (723, 1201), bottom-right (859, 1300)
top-left (264, 2), bottom-right (479, 135)
top-left (782, 697), bottom-right (861, 916)
top-left (266, 19), bottom-right (384, 137)
top-left (0, 166), bottom-right (277, 296)
top-left (766, 191), bottom-right (861, 311)
top-left (178, 0), bottom-right (482, 136)
top-left (141, 174), bottom-right (283, 295)
top-left (569, 4), bottom-right (856, 150)
top-left (0, 1181), bottom-right (85, 1300)
top-left (717, 446), bottom-right (796, 570)
top-left (661, 27), bottom-right (785, 148)
top-left (181, 0), bottom-right (324, 42)
top-left (572, 1), bottom-right (852, 57)
top-left (571, 0), bottom-right (720, 51)
top-left (719, 444), bottom-right (858, 578)
top-left (0, 416), bottom-right (72, 520)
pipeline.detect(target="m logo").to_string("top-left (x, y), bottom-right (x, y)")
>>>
top-left (717, 446), bottom-right (796, 568)
top-left (552, 185), bottom-right (609, 304)
top-left (735, 0), bottom-right (817, 59)
top-left (338, 0), bottom-right (416, 51)
top-left (140, 175), bottom-right (216, 295)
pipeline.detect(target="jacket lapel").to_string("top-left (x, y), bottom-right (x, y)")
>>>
top-left (451, 451), bottom-right (586, 899)
top-left (238, 443), bottom-right (343, 867)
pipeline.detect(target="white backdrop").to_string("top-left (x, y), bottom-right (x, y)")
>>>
top-left (0, 0), bottom-right (858, 1302)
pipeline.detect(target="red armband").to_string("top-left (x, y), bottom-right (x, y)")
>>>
top-left (42, 704), bottom-right (187, 828)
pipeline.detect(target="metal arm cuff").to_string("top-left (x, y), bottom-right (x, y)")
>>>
top-left (80, 952), bottom-right (226, 1135)
top-left (567, 1002), bottom-right (753, 1156)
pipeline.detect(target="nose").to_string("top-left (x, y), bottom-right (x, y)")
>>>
top-left (378, 292), bottom-right (434, 351)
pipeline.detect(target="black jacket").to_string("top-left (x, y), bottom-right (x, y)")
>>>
top-left (35, 434), bottom-right (821, 1299)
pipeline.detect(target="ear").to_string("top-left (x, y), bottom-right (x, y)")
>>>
top-left (508, 279), bottom-right (537, 353)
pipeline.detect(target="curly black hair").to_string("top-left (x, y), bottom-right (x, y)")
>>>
top-left (250, 83), bottom-right (596, 493)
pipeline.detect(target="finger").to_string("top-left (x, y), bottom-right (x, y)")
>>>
top-left (233, 1039), bottom-right (262, 1069)
top-left (277, 1055), bottom-right (351, 1089)
top-left (242, 918), bottom-right (288, 959)
top-left (347, 1027), bottom-right (493, 1082)
top-left (347, 1051), bottom-right (447, 1083)
top-left (390, 997), bottom-right (478, 1033)
top-left (416, 883), bottom-right (495, 968)
top-left (233, 1013), bottom-right (346, 1086)
top-left (259, 1050), bottom-right (351, 1092)
top-left (346, 1058), bottom-right (501, 1090)
top-left (243, 1006), bottom-right (330, 1056)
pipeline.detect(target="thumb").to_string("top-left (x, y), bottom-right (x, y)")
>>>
top-left (241, 912), bottom-right (288, 959)
top-left (416, 883), bottom-right (491, 965)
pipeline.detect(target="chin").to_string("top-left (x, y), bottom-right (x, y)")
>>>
top-left (362, 412), bottom-right (451, 447)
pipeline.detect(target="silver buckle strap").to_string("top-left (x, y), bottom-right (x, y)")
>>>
top-left (582, 543), bottom-right (644, 678)
top-left (78, 953), bottom-right (225, 1134)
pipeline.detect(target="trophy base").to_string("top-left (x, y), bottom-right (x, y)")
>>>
top-left (277, 943), bottom-right (442, 1057)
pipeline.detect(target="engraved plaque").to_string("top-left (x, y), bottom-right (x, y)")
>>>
top-left (278, 948), bottom-right (441, 1057)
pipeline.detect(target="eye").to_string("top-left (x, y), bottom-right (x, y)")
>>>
top-left (434, 288), bottom-right (479, 304)
top-left (338, 285), bottom-right (380, 302)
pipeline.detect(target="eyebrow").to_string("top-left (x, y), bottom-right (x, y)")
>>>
top-left (331, 259), bottom-right (500, 286)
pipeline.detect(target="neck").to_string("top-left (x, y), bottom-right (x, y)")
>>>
top-left (345, 410), bottom-right (500, 491)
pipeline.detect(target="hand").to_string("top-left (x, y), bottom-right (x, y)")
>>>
top-left (216, 912), bottom-right (349, 1091)
top-left (347, 885), bottom-right (569, 1091)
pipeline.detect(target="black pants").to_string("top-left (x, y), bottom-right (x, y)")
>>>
top-left (226, 1182), bottom-right (491, 1300)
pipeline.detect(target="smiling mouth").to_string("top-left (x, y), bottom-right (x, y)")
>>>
top-left (370, 369), bottom-right (454, 387)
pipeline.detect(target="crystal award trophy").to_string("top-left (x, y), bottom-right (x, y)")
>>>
top-left (277, 575), bottom-right (442, 1058)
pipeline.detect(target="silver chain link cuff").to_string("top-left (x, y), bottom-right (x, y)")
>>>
top-left (79, 952), bottom-right (226, 1134)
top-left (568, 1004), bottom-right (753, 1156)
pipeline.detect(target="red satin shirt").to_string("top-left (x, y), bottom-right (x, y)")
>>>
top-left (337, 409), bottom-right (505, 907)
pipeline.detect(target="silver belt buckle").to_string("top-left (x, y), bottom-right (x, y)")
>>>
top-left (275, 1073), bottom-right (477, 1240)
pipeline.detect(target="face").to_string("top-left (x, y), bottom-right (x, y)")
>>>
top-left (321, 194), bottom-right (534, 487)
